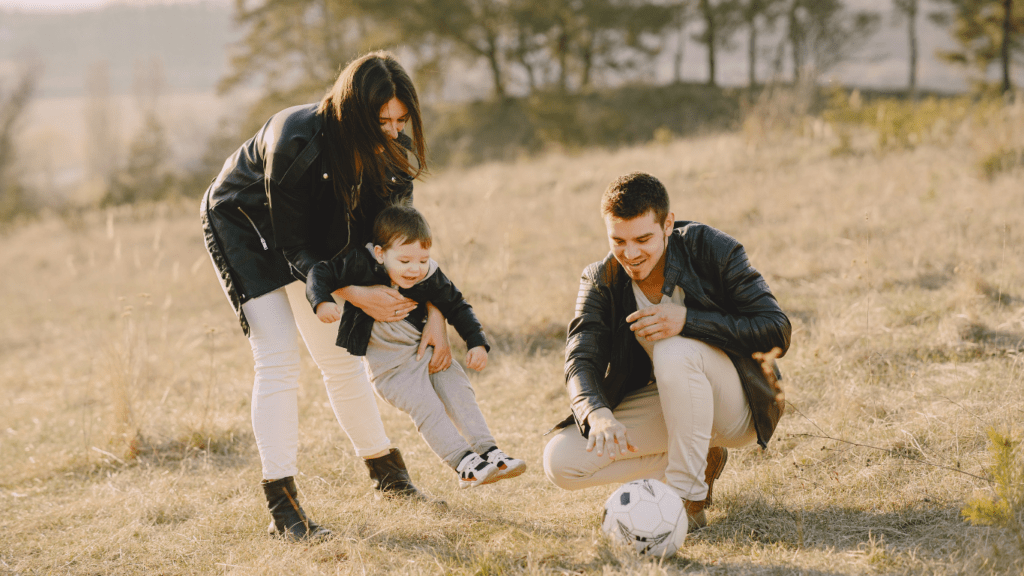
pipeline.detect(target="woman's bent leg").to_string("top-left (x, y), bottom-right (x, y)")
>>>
top-left (284, 281), bottom-right (390, 458)
top-left (243, 287), bottom-right (302, 481)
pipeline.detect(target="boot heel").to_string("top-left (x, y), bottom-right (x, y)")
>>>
top-left (262, 476), bottom-right (332, 542)
top-left (364, 448), bottom-right (446, 507)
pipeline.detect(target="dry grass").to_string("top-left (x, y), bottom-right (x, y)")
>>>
top-left (2, 100), bottom-right (1024, 574)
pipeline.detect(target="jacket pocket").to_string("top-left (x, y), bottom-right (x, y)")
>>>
top-left (237, 206), bottom-right (269, 251)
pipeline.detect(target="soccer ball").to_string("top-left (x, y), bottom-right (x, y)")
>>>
top-left (601, 478), bottom-right (687, 557)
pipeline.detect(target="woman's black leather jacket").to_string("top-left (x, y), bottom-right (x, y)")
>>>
top-left (200, 103), bottom-right (412, 335)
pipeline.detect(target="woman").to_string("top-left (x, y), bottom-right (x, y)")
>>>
top-left (200, 51), bottom-right (451, 541)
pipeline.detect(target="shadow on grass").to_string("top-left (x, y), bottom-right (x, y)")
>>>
top-left (38, 428), bottom-right (255, 485)
top-left (709, 496), bottom-right (973, 562)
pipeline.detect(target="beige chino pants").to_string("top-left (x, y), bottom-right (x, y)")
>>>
top-left (543, 336), bottom-right (757, 502)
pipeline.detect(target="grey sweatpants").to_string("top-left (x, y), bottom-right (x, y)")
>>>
top-left (364, 320), bottom-right (496, 470)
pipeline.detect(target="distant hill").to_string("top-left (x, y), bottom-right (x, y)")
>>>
top-left (0, 1), bottom-right (236, 97)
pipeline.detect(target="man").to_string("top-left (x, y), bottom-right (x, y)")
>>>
top-left (543, 172), bottom-right (790, 531)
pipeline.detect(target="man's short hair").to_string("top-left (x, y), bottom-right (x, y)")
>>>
top-left (373, 205), bottom-right (433, 250)
top-left (600, 172), bottom-right (670, 223)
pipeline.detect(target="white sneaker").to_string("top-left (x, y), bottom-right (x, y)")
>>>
top-left (483, 448), bottom-right (527, 482)
top-left (457, 452), bottom-right (499, 489)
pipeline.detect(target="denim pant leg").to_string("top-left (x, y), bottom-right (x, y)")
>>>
top-left (542, 384), bottom-right (670, 490)
top-left (243, 287), bottom-right (302, 480)
top-left (651, 336), bottom-right (757, 501)
top-left (283, 281), bottom-right (391, 458)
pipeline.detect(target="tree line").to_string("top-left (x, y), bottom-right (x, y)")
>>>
top-left (0, 0), bottom-right (1022, 220)
top-left (220, 0), bottom-right (1022, 109)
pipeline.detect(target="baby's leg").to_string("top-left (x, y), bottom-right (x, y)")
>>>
top-left (429, 362), bottom-right (496, 455)
top-left (366, 332), bottom-right (473, 470)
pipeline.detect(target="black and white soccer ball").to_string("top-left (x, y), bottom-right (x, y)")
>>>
top-left (601, 478), bottom-right (687, 557)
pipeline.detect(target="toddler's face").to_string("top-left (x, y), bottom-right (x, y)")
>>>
top-left (375, 240), bottom-right (430, 289)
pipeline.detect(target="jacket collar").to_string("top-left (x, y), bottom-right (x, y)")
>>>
top-left (661, 221), bottom-right (710, 305)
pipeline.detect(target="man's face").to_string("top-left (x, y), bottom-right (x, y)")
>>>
top-left (604, 210), bottom-right (673, 283)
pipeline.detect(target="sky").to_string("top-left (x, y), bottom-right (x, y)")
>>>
top-left (0, 0), bottom-right (222, 11)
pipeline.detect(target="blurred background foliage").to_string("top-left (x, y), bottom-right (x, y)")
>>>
top-left (0, 0), bottom-right (1022, 221)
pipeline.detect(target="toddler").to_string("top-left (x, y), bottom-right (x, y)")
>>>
top-left (306, 205), bottom-right (526, 488)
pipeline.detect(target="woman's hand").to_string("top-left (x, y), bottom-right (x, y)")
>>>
top-left (586, 407), bottom-right (637, 460)
top-left (465, 346), bottom-right (487, 371)
top-left (335, 285), bottom-right (417, 322)
top-left (418, 302), bottom-right (452, 374)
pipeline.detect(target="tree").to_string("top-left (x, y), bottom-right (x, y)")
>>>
top-left (780, 0), bottom-right (880, 82)
top-left (738, 0), bottom-right (785, 88)
top-left (103, 58), bottom-right (176, 206)
top-left (220, 0), bottom-right (381, 133)
top-left (932, 0), bottom-right (1024, 93)
top-left (893, 0), bottom-right (920, 96)
top-left (366, 0), bottom-right (513, 98)
top-left (670, 1), bottom-right (696, 83)
top-left (695, 0), bottom-right (740, 87)
top-left (492, 0), bottom-right (673, 94)
top-left (84, 62), bottom-right (121, 201)
top-left (0, 64), bottom-right (38, 221)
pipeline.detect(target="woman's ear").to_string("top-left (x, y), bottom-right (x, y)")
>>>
top-left (373, 245), bottom-right (386, 264)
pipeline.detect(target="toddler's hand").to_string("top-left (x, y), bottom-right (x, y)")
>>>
top-left (465, 346), bottom-right (487, 371)
top-left (316, 302), bottom-right (341, 323)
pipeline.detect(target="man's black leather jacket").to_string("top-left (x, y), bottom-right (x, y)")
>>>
top-left (559, 221), bottom-right (791, 448)
top-left (305, 246), bottom-right (490, 356)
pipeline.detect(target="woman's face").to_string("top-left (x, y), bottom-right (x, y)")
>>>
top-left (379, 97), bottom-right (409, 140)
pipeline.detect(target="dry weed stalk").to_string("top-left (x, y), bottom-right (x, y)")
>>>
top-left (104, 300), bottom-right (145, 461)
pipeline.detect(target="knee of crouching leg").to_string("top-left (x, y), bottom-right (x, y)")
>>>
top-left (652, 338), bottom-right (704, 381)
top-left (542, 435), bottom-right (577, 490)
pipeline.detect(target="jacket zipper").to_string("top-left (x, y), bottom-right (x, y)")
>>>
top-left (237, 207), bottom-right (268, 250)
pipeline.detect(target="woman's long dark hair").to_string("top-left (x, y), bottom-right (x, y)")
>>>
top-left (317, 51), bottom-right (427, 218)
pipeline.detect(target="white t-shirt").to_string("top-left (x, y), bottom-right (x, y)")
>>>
top-left (630, 282), bottom-right (686, 361)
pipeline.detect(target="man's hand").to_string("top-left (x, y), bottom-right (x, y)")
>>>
top-left (626, 302), bottom-right (686, 342)
top-left (418, 302), bottom-right (452, 373)
top-left (335, 285), bottom-right (417, 322)
top-left (315, 302), bottom-right (341, 323)
top-left (586, 407), bottom-right (637, 459)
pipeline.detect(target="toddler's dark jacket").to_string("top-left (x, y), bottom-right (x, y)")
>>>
top-left (305, 247), bottom-right (490, 356)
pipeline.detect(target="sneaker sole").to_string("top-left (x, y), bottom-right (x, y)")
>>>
top-left (488, 461), bottom-right (527, 484)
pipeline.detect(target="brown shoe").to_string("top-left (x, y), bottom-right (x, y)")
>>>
top-left (703, 446), bottom-right (728, 509)
top-left (683, 447), bottom-right (729, 532)
top-left (684, 498), bottom-right (707, 532)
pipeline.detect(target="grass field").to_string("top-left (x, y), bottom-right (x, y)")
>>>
top-left (1, 97), bottom-right (1023, 575)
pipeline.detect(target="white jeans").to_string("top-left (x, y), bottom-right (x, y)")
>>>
top-left (543, 337), bottom-right (757, 501)
top-left (242, 281), bottom-right (391, 480)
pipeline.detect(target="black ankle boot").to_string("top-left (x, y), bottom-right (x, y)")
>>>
top-left (262, 476), bottom-right (332, 541)
top-left (364, 448), bottom-right (443, 506)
